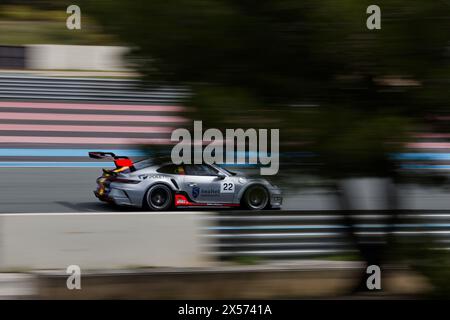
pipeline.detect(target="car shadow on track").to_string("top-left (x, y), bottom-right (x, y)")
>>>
top-left (55, 201), bottom-right (134, 212)
top-left (56, 201), bottom-right (244, 213)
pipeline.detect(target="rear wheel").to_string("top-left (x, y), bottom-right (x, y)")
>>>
top-left (242, 185), bottom-right (269, 210)
top-left (145, 184), bottom-right (173, 211)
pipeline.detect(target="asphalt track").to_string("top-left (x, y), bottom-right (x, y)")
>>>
top-left (2, 168), bottom-right (450, 213)
top-left (0, 167), bottom-right (307, 213)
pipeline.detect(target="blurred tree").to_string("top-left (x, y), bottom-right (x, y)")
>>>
top-left (1, 0), bottom-right (61, 8)
top-left (85, 0), bottom-right (450, 292)
top-left (83, 0), bottom-right (450, 172)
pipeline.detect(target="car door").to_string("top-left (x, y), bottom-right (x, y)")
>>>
top-left (181, 164), bottom-right (235, 203)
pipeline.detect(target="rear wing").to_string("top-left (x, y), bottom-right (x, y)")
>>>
top-left (88, 151), bottom-right (135, 170)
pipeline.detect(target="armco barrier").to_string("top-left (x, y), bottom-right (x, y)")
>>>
top-left (0, 212), bottom-right (214, 271)
top-left (0, 74), bottom-right (189, 103)
top-left (205, 210), bottom-right (450, 260)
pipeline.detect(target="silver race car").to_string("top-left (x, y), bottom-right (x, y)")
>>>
top-left (89, 151), bottom-right (282, 211)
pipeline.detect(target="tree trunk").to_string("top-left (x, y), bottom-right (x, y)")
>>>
top-left (337, 177), bottom-right (399, 293)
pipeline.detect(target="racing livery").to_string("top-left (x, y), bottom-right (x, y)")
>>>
top-left (89, 152), bottom-right (282, 211)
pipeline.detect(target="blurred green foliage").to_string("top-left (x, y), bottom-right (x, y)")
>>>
top-left (0, 3), bottom-right (119, 45)
top-left (397, 238), bottom-right (450, 298)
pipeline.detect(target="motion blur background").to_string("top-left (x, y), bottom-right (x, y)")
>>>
top-left (2, 0), bottom-right (450, 299)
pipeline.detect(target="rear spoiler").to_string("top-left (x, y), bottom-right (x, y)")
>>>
top-left (88, 151), bottom-right (135, 171)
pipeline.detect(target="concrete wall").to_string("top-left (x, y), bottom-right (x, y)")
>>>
top-left (0, 212), bottom-right (213, 271)
top-left (26, 45), bottom-right (130, 71)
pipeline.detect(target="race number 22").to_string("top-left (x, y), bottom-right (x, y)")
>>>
top-left (221, 182), bottom-right (235, 193)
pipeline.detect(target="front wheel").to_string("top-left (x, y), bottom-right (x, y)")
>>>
top-left (241, 185), bottom-right (269, 210)
top-left (145, 184), bottom-right (173, 211)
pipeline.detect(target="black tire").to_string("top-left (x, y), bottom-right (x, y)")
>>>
top-left (145, 184), bottom-right (173, 211)
top-left (241, 185), bottom-right (269, 210)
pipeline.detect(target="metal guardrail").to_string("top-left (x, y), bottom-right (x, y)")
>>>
top-left (0, 75), bottom-right (189, 104)
top-left (204, 210), bottom-right (450, 259)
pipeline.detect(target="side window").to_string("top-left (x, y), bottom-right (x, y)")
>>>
top-left (157, 164), bottom-right (185, 175)
top-left (202, 165), bottom-right (219, 176)
top-left (184, 164), bottom-right (218, 176)
top-left (184, 165), bottom-right (198, 176)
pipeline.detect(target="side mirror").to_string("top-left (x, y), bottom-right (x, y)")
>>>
top-left (217, 173), bottom-right (226, 180)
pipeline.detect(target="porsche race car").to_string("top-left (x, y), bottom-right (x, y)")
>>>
top-left (89, 151), bottom-right (282, 211)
